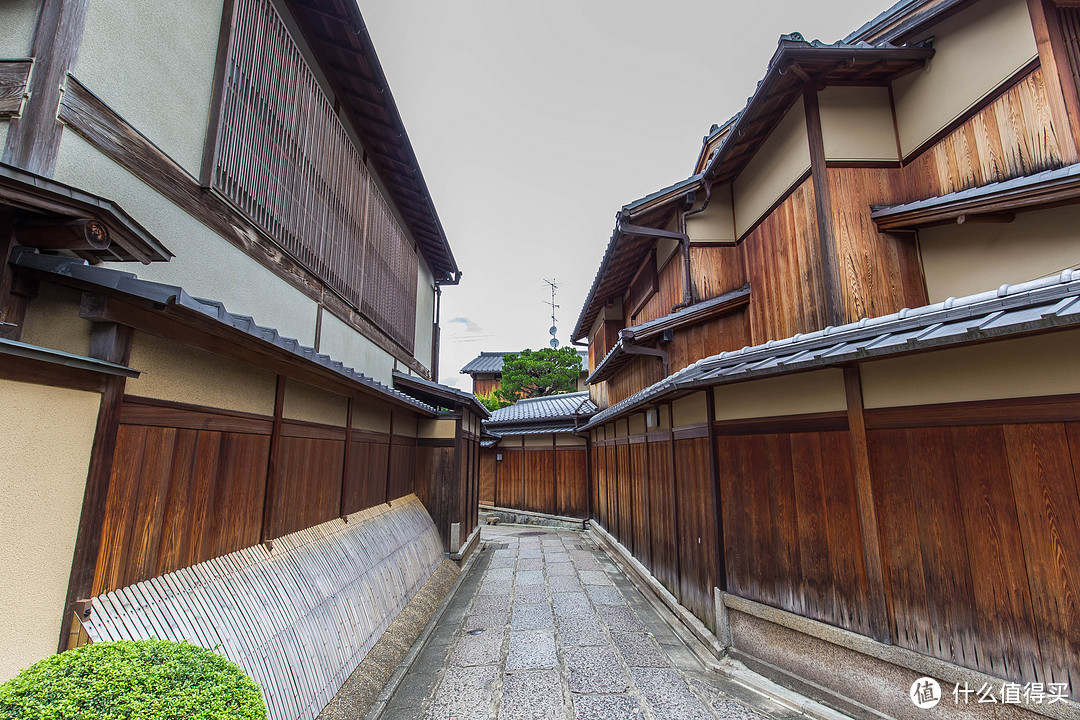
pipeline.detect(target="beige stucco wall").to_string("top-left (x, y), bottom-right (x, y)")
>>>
top-left (418, 418), bottom-right (456, 439)
top-left (614, 419), bottom-right (628, 438)
top-left (671, 391), bottom-right (709, 428)
top-left (713, 369), bottom-right (847, 421)
top-left (72, 0), bottom-right (223, 177)
top-left (0, 379), bottom-right (100, 682)
top-left (656, 236), bottom-right (680, 271)
top-left (319, 310), bottom-right (396, 386)
top-left (352, 401), bottom-right (391, 433)
top-left (414, 256), bottom-right (435, 373)
top-left (733, 98), bottom-right (811, 237)
top-left (53, 133), bottom-right (319, 347)
top-left (628, 413), bottom-right (646, 435)
top-left (283, 379), bottom-right (347, 426)
top-left (498, 435), bottom-right (523, 449)
top-left (524, 434), bottom-right (553, 448)
top-left (818, 87), bottom-right (898, 162)
top-left (860, 329), bottom-right (1080, 408)
top-left (588, 299), bottom-right (625, 339)
top-left (19, 284), bottom-right (94, 357)
top-left (0, 0), bottom-right (39, 57)
top-left (892, 0), bottom-right (1038, 156)
top-left (686, 184), bottom-right (736, 243)
top-left (555, 433), bottom-right (586, 447)
top-left (919, 205), bottom-right (1080, 302)
top-left (394, 414), bottom-right (418, 437)
top-left (127, 333), bottom-right (276, 415)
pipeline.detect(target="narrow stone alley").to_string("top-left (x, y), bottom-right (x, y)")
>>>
top-left (367, 526), bottom-right (837, 720)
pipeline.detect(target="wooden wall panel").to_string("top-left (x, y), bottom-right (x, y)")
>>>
top-left (740, 178), bottom-right (827, 346)
top-left (615, 442), bottom-right (632, 548)
top-left (556, 447), bottom-right (588, 517)
top-left (645, 437), bottom-right (678, 596)
top-left (605, 355), bottom-right (664, 408)
top-left (897, 67), bottom-right (1065, 203)
top-left (342, 437), bottom-right (390, 515)
top-left (827, 168), bottom-right (927, 325)
top-left (94, 424), bottom-right (268, 595)
top-left (497, 448), bottom-right (523, 511)
top-left (674, 436), bottom-right (717, 631)
top-left (689, 244), bottom-right (746, 302)
top-left (605, 443), bottom-right (618, 537)
top-left (628, 442), bottom-right (651, 568)
top-left (666, 310), bottom-right (750, 378)
top-left (269, 433), bottom-right (345, 539)
top-left (479, 448), bottom-right (496, 506)
top-left (630, 250), bottom-right (685, 327)
top-left (523, 449), bottom-right (554, 514)
top-left (473, 377), bottom-right (500, 396)
top-left (388, 437), bottom-right (417, 501)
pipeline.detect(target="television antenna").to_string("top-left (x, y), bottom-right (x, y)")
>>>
top-left (543, 278), bottom-right (560, 348)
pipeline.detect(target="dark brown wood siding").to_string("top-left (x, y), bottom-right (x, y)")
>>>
top-left (479, 437), bottom-right (588, 519)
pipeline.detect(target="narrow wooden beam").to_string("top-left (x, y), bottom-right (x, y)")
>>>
top-left (339, 397), bottom-right (353, 519)
top-left (844, 366), bottom-right (893, 644)
top-left (803, 87), bottom-right (846, 328)
top-left (384, 411), bottom-right (395, 505)
top-left (584, 431), bottom-right (592, 521)
top-left (261, 376), bottom-right (287, 543)
top-left (2, 0), bottom-right (90, 176)
top-left (956, 212), bottom-right (1015, 224)
top-left (57, 320), bottom-right (132, 652)
top-left (551, 432), bottom-right (558, 516)
top-left (705, 390), bottom-right (727, 593)
top-left (1029, 0), bottom-right (1080, 163)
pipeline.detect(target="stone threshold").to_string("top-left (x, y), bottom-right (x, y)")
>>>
top-left (480, 504), bottom-right (587, 530)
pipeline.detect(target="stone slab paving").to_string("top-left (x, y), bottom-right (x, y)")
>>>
top-left (376, 526), bottom-right (816, 720)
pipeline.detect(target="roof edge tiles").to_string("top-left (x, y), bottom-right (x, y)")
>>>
top-left (392, 370), bottom-right (491, 418)
top-left (485, 391), bottom-right (597, 427)
top-left (12, 248), bottom-right (438, 415)
top-left (580, 267), bottom-right (1080, 430)
top-left (870, 162), bottom-right (1080, 230)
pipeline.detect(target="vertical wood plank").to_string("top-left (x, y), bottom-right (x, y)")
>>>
top-left (261, 376), bottom-right (286, 542)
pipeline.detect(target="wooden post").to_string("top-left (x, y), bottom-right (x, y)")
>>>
top-left (57, 319), bottom-right (132, 651)
top-left (260, 376), bottom-right (287, 543)
top-left (584, 430), bottom-right (592, 521)
top-left (1029, 0), bottom-right (1080, 163)
top-left (551, 432), bottom-right (558, 516)
top-left (844, 365), bottom-right (892, 644)
top-left (705, 389), bottom-right (727, 593)
top-left (2, 0), bottom-right (90, 176)
top-left (339, 397), bottom-right (353, 519)
top-left (384, 411), bottom-right (394, 505)
top-left (453, 413), bottom-right (464, 551)
top-left (804, 86), bottom-right (845, 328)
top-left (668, 403), bottom-right (682, 598)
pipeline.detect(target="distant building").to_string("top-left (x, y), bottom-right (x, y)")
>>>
top-left (460, 349), bottom-right (589, 396)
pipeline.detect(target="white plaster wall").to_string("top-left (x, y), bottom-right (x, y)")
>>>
top-left (414, 255), bottom-right (435, 373)
top-left (733, 98), bottom-right (811, 237)
top-left (53, 132), bottom-right (319, 347)
top-left (892, 0), bottom-right (1038, 156)
top-left (72, 0), bottom-right (223, 177)
top-left (686, 184), bottom-right (736, 243)
top-left (919, 204), bottom-right (1080, 302)
top-left (0, 379), bottom-right (100, 682)
top-left (818, 87), bottom-right (898, 162)
top-left (0, 0), bottom-right (39, 57)
top-left (713, 369), bottom-right (847, 421)
top-left (319, 310), bottom-right (395, 386)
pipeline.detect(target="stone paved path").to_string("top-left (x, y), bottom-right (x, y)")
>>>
top-left (374, 526), bottom-right (811, 720)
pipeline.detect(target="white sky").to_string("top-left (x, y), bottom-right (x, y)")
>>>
top-left (359, 1), bottom-right (898, 389)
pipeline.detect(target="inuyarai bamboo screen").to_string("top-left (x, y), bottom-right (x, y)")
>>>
top-left (207, 0), bottom-right (418, 352)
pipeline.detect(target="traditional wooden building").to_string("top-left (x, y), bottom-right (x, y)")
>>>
top-left (575, 0), bottom-right (1080, 715)
top-left (479, 391), bottom-right (596, 520)
top-left (460, 349), bottom-right (589, 396)
top-left (0, 0), bottom-right (482, 714)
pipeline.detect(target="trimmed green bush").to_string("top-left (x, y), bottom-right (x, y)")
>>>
top-left (0, 639), bottom-right (266, 720)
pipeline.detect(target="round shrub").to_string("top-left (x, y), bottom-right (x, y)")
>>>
top-left (0, 639), bottom-right (266, 720)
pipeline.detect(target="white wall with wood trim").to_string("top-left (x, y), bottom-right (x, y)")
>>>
top-left (712, 369), bottom-right (847, 421)
top-left (414, 256), bottom-right (435, 372)
top-left (919, 204), bottom-right (1080, 302)
top-left (126, 333), bottom-right (277, 416)
top-left (686, 184), bottom-right (736, 243)
top-left (0, 0), bottom-right (39, 57)
top-left (891, 0), bottom-right (1038, 156)
top-left (19, 284), bottom-right (94, 358)
top-left (818, 87), bottom-right (898, 162)
top-left (0, 379), bottom-right (100, 682)
top-left (733, 98), bottom-right (811, 237)
top-left (318, 311), bottom-right (396, 386)
top-left (72, 0), bottom-right (223, 177)
top-left (859, 328), bottom-right (1080, 408)
top-left (53, 133), bottom-right (321, 348)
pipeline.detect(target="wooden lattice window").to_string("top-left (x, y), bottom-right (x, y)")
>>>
top-left (206, 0), bottom-right (417, 352)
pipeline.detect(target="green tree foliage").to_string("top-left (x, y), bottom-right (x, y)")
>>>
top-left (475, 389), bottom-right (512, 412)
top-left (0, 639), bottom-right (266, 720)
top-left (495, 347), bottom-right (582, 403)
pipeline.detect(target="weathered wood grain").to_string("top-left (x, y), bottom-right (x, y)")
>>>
top-left (0, 60), bottom-right (32, 117)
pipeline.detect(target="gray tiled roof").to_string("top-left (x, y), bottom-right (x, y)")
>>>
top-left (392, 371), bottom-right (490, 418)
top-left (460, 349), bottom-right (588, 376)
top-left (486, 391), bottom-right (597, 426)
top-left (583, 268), bottom-right (1080, 430)
top-left (485, 423), bottom-right (581, 438)
top-left (12, 248), bottom-right (438, 415)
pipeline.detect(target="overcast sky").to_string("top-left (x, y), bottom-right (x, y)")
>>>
top-left (359, 1), bottom-right (897, 389)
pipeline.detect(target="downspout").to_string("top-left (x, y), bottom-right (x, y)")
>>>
top-left (432, 281), bottom-right (444, 381)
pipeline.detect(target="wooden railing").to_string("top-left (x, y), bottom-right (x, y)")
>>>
top-left (207, 0), bottom-right (417, 352)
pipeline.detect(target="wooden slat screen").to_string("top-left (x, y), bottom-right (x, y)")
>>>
top-left (210, 0), bottom-right (417, 352)
top-left (1060, 7), bottom-right (1080, 105)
